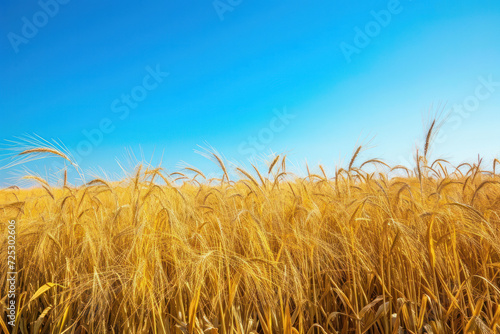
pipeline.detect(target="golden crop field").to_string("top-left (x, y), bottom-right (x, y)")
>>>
top-left (1, 140), bottom-right (500, 333)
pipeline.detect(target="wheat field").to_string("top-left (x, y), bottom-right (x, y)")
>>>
top-left (1, 138), bottom-right (500, 333)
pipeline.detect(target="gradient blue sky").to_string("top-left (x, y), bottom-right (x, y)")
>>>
top-left (1, 0), bottom-right (500, 185)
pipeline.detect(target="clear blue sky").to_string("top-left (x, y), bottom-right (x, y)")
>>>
top-left (1, 0), bottom-right (500, 185)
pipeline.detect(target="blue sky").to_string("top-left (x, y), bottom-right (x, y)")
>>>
top-left (1, 0), bottom-right (500, 185)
